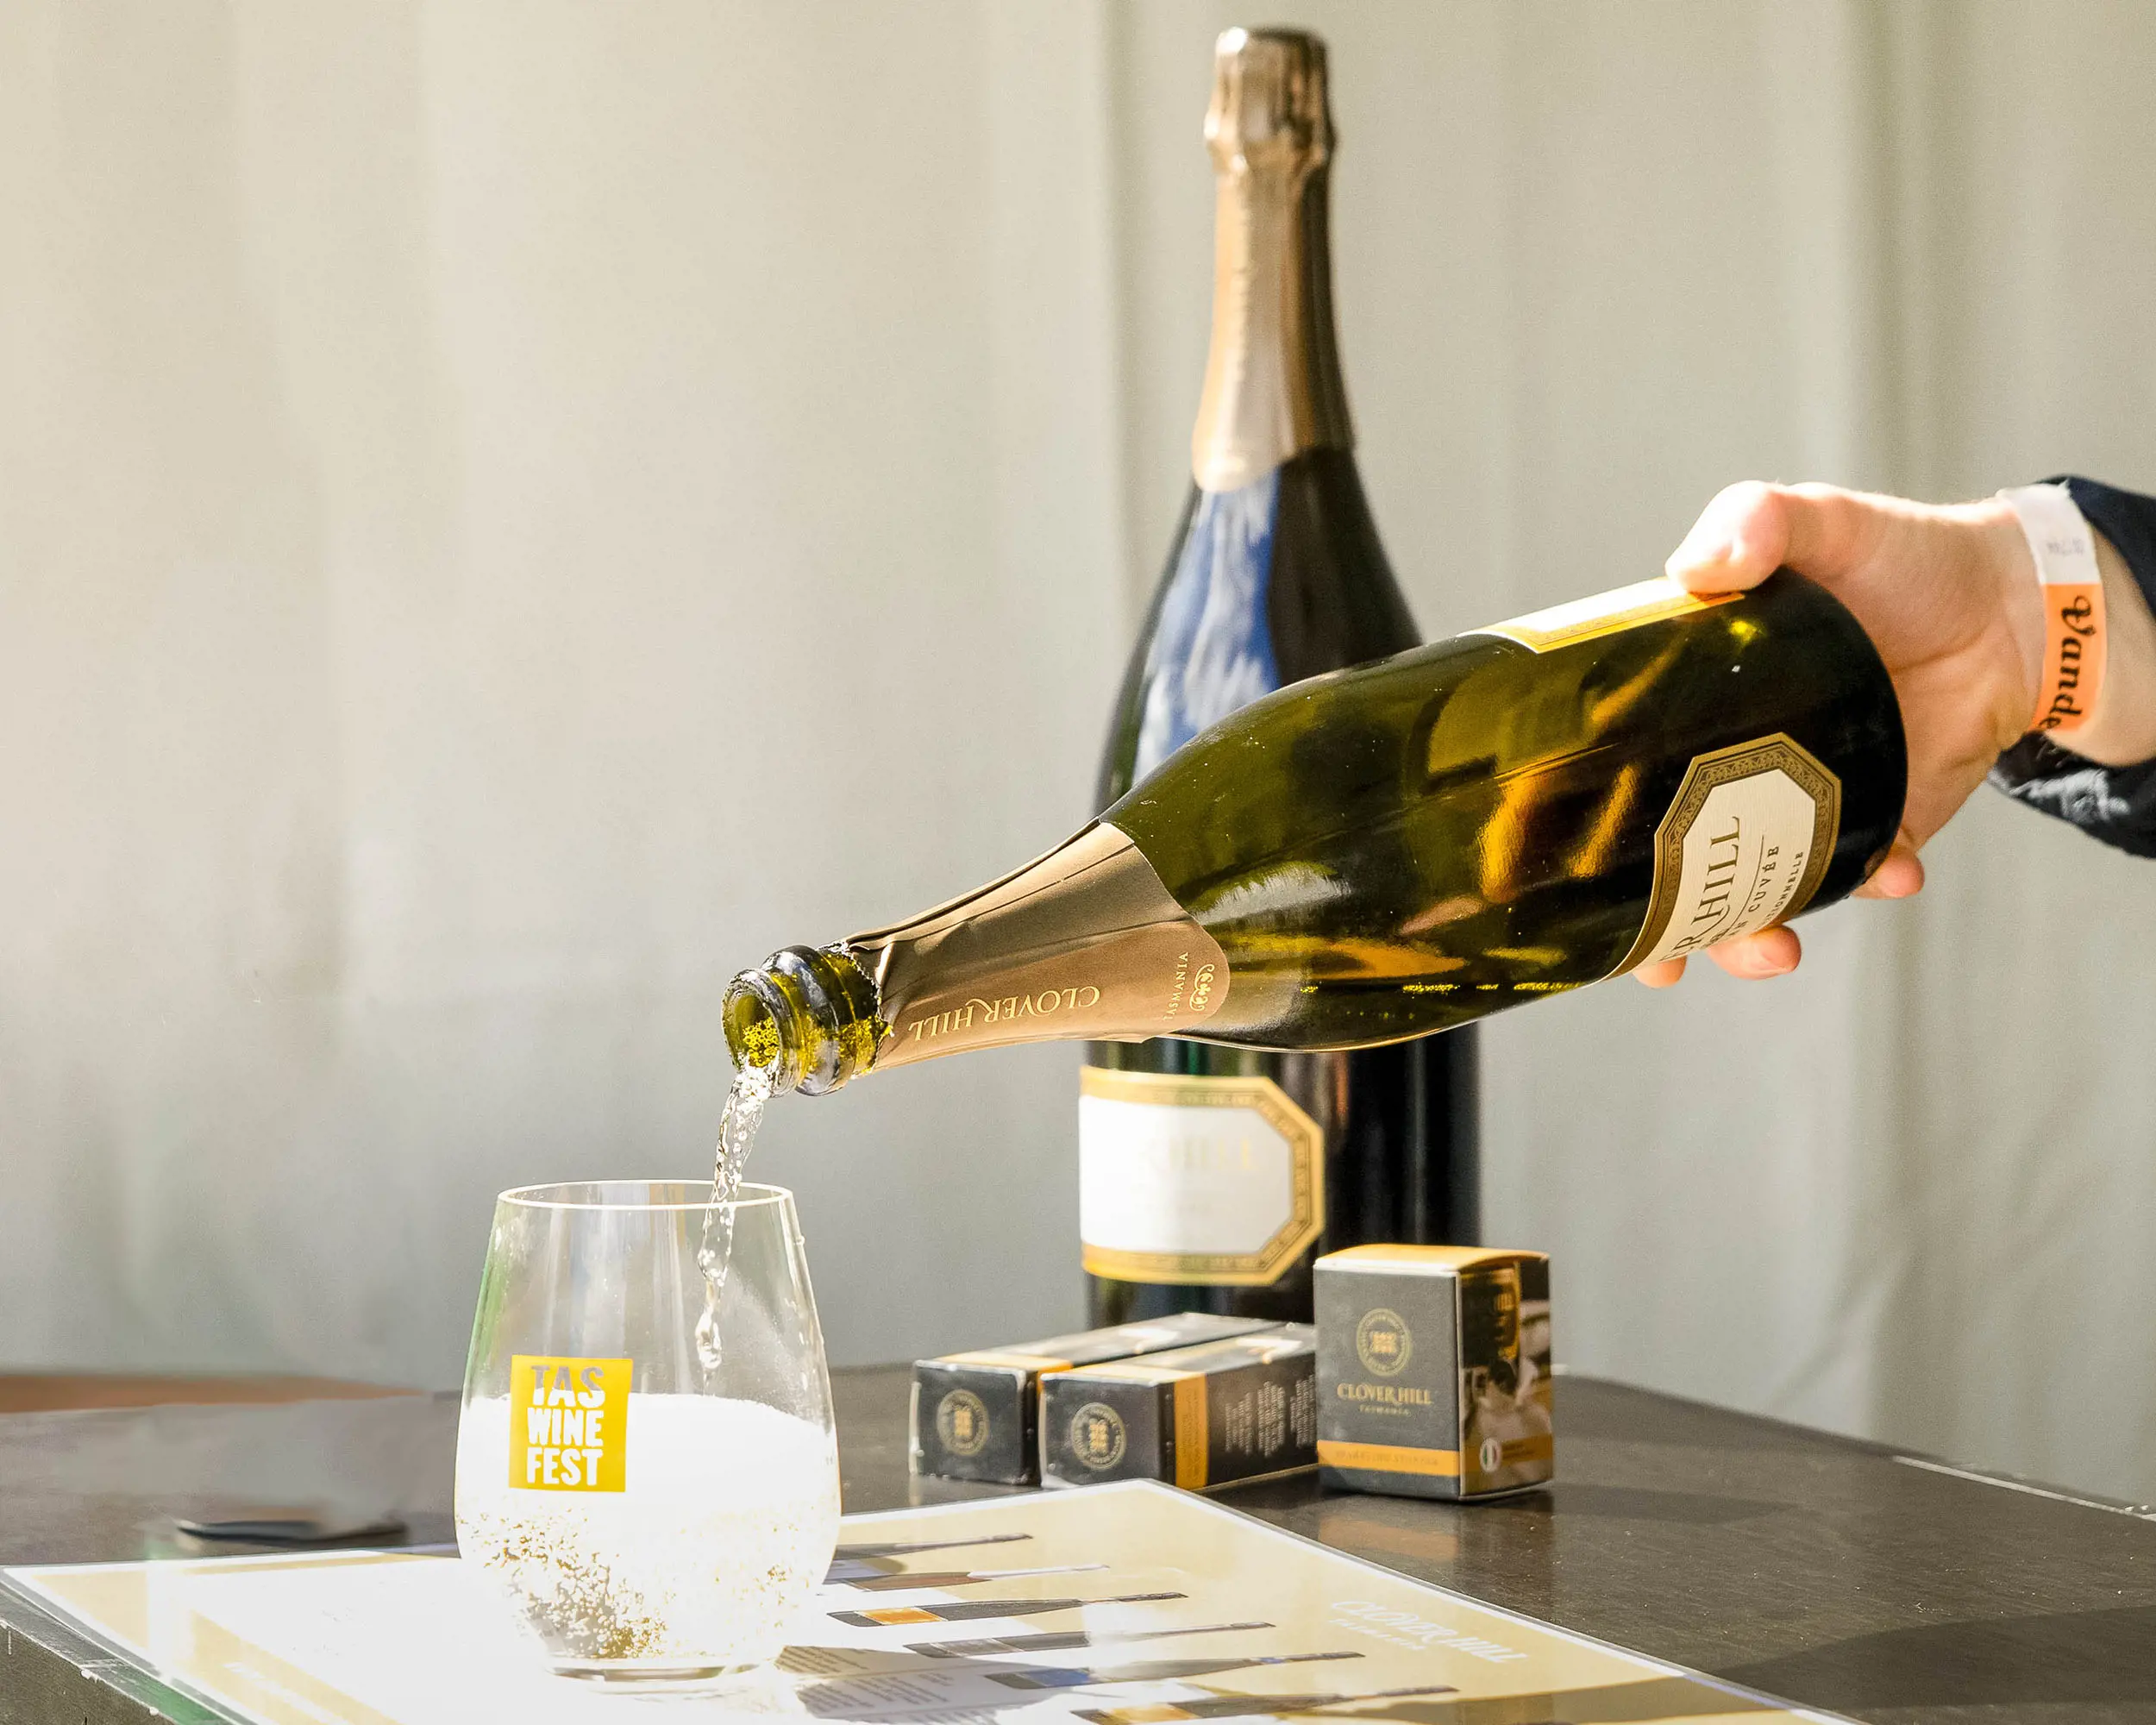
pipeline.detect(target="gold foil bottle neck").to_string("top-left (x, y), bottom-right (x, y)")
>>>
top-left (1192, 27), bottom-right (1351, 493)
top-left (1205, 28), bottom-right (1332, 179)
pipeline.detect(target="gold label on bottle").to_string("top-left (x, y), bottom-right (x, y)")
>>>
top-left (1475, 576), bottom-right (1736, 654)
top-left (1078, 1067), bottom-right (1323, 1286)
top-left (860, 825), bottom-right (1229, 1072)
top-left (1190, 29), bottom-right (1347, 492)
top-left (1617, 735), bottom-right (1840, 975)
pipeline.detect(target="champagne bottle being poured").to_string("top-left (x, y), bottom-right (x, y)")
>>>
top-left (727, 571), bottom-right (1906, 1095)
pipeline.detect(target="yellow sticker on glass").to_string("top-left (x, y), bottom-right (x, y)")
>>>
top-left (510, 1355), bottom-right (631, 1492)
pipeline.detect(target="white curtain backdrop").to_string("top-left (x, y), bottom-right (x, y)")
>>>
top-left (3, 1), bottom-right (2153, 1499)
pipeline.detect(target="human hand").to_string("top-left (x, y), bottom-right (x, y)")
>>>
top-left (1635, 480), bottom-right (2156, 988)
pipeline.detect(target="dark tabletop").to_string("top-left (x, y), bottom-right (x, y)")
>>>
top-left (4, 1369), bottom-right (2155, 1723)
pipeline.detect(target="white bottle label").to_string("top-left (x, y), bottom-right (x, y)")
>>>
top-left (1078, 1069), bottom-right (1324, 1287)
top-left (1618, 735), bottom-right (1842, 974)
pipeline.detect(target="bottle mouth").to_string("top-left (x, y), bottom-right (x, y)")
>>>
top-left (723, 983), bottom-right (786, 1078)
top-left (724, 968), bottom-right (799, 1089)
top-left (723, 945), bottom-right (883, 1095)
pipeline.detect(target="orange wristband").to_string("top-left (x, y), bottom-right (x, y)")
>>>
top-left (2001, 483), bottom-right (2105, 736)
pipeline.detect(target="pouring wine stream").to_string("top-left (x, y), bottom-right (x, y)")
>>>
top-left (694, 1062), bottom-right (776, 1373)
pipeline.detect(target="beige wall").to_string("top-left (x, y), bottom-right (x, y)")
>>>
top-left (0, 1), bottom-right (1127, 1380)
top-left (5, 2), bottom-right (2156, 1498)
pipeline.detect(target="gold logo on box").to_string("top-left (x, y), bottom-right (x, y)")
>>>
top-left (1356, 1308), bottom-right (1413, 1377)
top-left (936, 1389), bottom-right (990, 1458)
top-left (1069, 1402), bottom-right (1128, 1471)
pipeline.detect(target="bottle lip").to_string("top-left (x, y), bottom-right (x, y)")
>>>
top-left (724, 965), bottom-right (799, 1091)
top-left (724, 944), bottom-right (882, 1095)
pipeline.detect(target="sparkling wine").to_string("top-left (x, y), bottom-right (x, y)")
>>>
top-left (456, 1394), bottom-right (838, 1668)
top-left (693, 1062), bottom-right (774, 1372)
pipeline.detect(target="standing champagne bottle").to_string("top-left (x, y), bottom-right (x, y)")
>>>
top-left (1084, 28), bottom-right (1476, 1326)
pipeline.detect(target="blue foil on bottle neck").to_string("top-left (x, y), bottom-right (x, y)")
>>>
top-left (1131, 470), bottom-right (1282, 781)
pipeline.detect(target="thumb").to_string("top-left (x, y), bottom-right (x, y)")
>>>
top-left (1666, 480), bottom-right (1793, 595)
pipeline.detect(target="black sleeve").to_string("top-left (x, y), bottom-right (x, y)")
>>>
top-left (1987, 476), bottom-right (2156, 858)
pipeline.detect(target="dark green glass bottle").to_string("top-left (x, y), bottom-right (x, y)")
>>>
top-left (723, 572), bottom-right (1908, 1101)
top-left (1081, 27), bottom-right (1474, 1326)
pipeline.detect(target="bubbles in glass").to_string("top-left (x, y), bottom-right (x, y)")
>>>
top-left (454, 1181), bottom-right (838, 1687)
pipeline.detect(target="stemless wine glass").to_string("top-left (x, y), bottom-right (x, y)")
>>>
top-left (455, 1181), bottom-right (839, 1687)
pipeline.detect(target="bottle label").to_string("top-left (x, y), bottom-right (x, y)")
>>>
top-left (1078, 1068), bottom-right (1323, 1286)
top-left (1616, 735), bottom-right (1841, 974)
top-left (859, 825), bottom-right (1230, 1072)
top-left (1475, 576), bottom-right (1736, 654)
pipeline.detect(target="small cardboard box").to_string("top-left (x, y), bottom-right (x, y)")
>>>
top-left (1039, 1323), bottom-right (1317, 1490)
top-left (912, 1314), bottom-right (1277, 1485)
top-left (1315, 1245), bottom-right (1553, 1500)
